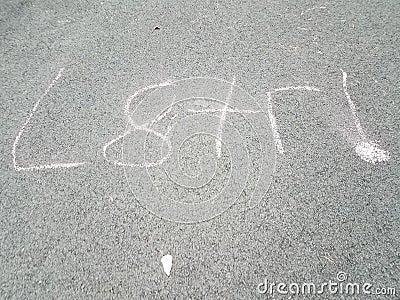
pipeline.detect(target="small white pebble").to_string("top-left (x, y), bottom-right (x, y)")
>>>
top-left (161, 254), bottom-right (173, 276)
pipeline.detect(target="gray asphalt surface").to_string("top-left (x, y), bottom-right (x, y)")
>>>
top-left (1, 0), bottom-right (399, 299)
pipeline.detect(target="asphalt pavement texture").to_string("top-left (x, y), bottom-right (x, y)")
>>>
top-left (1, 0), bottom-right (399, 299)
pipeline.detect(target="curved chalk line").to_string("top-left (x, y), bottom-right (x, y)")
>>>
top-left (103, 81), bottom-right (175, 168)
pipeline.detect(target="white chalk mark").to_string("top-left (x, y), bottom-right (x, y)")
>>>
top-left (340, 69), bottom-right (366, 139)
top-left (14, 162), bottom-right (86, 172)
top-left (103, 129), bottom-right (130, 167)
top-left (124, 81), bottom-right (173, 127)
top-left (161, 254), bottom-right (173, 276)
top-left (322, 253), bottom-right (336, 265)
top-left (12, 68), bottom-right (87, 172)
top-left (266, 92), bottom-right (285, 155)
top-left (340, 69), bottom-right (390, 164)
top-left (297, 27), bottom-right (310, 31)
top-left (216, 77), bottom-right (236, 158)
top-left (188, 108), bottom-right (262, 114)
top-left (103, 125), bottom-right (173, 168)
top-left (57, 19), bottom-right (72, 24)
top-left (355, 141), bottom-right (390, 164)
top-left (104, 82), bottom-right (174, 168)
top-left (158, 96), bottom-right (178, 162)
top-left (154, 95), bottom-right (176, 123)
top-left (301, 6), bottom-right (327, 16)
top-left (274, 86), bottom-right (320, 92)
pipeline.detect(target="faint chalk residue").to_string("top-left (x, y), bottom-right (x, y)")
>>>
top-left (161, 254), bottom-right (173, 276)
top-left (340, 69), bottom-right (390, 164)
top-left (216, 77), bottom-right (236, 158)
top-left (12, 67), bottom-right (87, 171)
